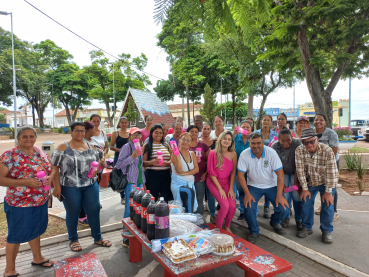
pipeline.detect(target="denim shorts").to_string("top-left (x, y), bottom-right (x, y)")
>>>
top-left (4, 201), bottom-right (48, 244)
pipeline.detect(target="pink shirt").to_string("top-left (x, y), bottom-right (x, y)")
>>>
top-left (206, 150), bottom-right (234, 188)
top-left (141, 128), bottom-right (150, 143)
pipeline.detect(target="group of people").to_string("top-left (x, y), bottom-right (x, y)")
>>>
top-left (1, 111), bottom-right (339, 277)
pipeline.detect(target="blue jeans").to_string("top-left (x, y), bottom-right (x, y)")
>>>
top-left (206, 187), bottom-right (216, 216)
top-left (301, 184), bottom-right (335, 233)
top-left (283, 174), bottom-right (302, 222)
top-left (123, 183), bottom-right (143, 229)
top-left (61, 182), bottom-right (102, 244)
top-left (244, 185), bottom-right (289, 235)
top-left (235, 172), bottom-right (247, 213)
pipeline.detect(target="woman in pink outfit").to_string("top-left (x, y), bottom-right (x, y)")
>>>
top-left (206, 131), bottom-right (237, 233)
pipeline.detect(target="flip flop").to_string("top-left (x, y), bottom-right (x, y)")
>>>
top-left (69, 242), bottom-right (82, 252)
top-left (31, 259), bottom-right (53, 268)
top-left (3, 274), bottom-right (20, 277)
top-left (94, 239), bottom-right (112, 247)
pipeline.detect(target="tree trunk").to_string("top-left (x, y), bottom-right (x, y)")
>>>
top-left (186, 85), bottom-right (190, 127)
top-left (192, 101), bottom-right (195, 120)
top-left (65, 107), bottom-right (72, 126)
top-left (32, 106), bottom-right (35, 126)
top-left (105, 101), bottom-right (113, 127)
top-left (232, 92), bottom-right (236, 126)
top-left (297, 25), bottom-right (331, 126)
top-left (256, 95), bottom-right (268, 131)
top-left (247, 92), bottom-right (254, 118)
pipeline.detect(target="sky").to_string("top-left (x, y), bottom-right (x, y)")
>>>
top-left (1, 0), bottom-right (368, 120)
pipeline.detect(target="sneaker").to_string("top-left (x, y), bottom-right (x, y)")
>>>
top-left (296, 221), bottom-right (303, 231)
top-left (122, 238), bottom-right (129, 248)
top-left (237, 213), bottom-right (246, 222)
top-left (100, 204), bottom-right (102, 209)
top-left (121, 198), bottom-right (125, 205)
top-left (78, 218), bottom-right (89, 227)
top-left (281, 218), bottom-right (290, 229)
top-left (270, 222), bottom-right (286, 235)
top-left (204, 202), bottom-right (209, 212)
top-left (247, 234), bottom-right (259, 244)
top-left (263, 207), bottom-right (271, 219)
top-left (210, 215), bottom-right (217, 224)
top-left (333, 212), bottom-right (339, 221)
top-left (315, 205), bottom-right (321, 215)
top-left (322, 232), bottom-right (333, 244)
top-left (296, 228), bottom-right (313, 238)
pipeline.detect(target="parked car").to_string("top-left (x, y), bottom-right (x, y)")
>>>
top-left (350, 118), bottom-right (369, 140)
top-left (365, 127), bottom-right (369, 142)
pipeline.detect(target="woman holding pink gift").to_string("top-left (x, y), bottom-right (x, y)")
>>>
top-left (187, 125), bottom-right (210, 215)
top-left (271, 128), bottom-right (303, 231)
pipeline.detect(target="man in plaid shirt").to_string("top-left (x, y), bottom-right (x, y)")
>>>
top-left (295, 128), bottom-right (338, 244)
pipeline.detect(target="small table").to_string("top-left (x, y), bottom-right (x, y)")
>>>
top-left (122, 218), bottom-right (243, 277)
top-left (99, 168), bottom-right (112, 188)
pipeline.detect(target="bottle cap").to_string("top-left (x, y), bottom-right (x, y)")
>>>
top-left (36, 171), bottom-right (46, 178)
top-left (133, 139), bottom-right (139, 143)
top-left (157, 150), bottom-right (163, 155)
top-left (136, 187), bottom-right (139, 190)
top-left (160, 197), bottom-right (164, 201)
top-left (141, 187), bottom-right (144, 190)
top-left (146, 190), bottom-right (150, 193)
top-left (133, 185), bottom-right (136, 188)
top-left (151, 197), bottom-right (155, 200)
top-left (196, 148), bottom-right (202, 151)
top-left (91, 161), bottom-right (99, 167)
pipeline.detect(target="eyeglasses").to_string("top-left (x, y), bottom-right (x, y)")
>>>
top-left (180, 138), bottom-right (191, 143)
top-left (73, 130), bottom-right (86, 133)
top-left (131, 133), bottom-right (141, 137)
top-left (302, 138), bottom-right (317, 145)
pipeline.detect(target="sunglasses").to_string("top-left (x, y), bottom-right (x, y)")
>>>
top-left (302, 138), bottom-right (317, 146)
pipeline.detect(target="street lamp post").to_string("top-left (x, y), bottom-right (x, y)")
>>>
top-left (1, 11), bottom-right (17, 145)
top-left (108, 62), bottom-right (116, 131)
top-left (47, 83), bottom-right (54, 129)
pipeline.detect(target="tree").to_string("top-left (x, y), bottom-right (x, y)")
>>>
top-left (49, 63), bottom-right (91, 125)
top-left (200, 83), bottom-right (221, 124)
top-left (124, 97), bottom-right (139, 127)
top-left (0, 113), bottom-right (5, 122)
top-left (261, 0), bottom-right (369, 127)
top-left (216, 100), bottom-right (248, 126)
top-left (86, 50), bottom-right (151, 126)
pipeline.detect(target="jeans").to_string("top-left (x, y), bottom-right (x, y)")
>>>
top-left (61, 182), bottom-right (102, 244)
top-left (264, 197), bottom-right (270, 207)
top-left (283, 174), bottom-right (302, 222)
top-left (235, 173), bottom-right (247, 213)
top-left (123, 183), bottom-right (143, 229)
top-left (301, 184), bottom-right (335, 233)
top-left (244, 185), bottom-right (289, 235)
top-left (194, 181), bottom-right (206, 215)
top-left (206, 186), bottom-right (216, 216)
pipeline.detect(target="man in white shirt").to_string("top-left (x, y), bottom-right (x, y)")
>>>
top-left (237, 132), bottom-right (289, 243)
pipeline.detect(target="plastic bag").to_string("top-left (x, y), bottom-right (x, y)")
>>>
top-left (168, 200), bottom-right (185, 214)
top-left (169, 219), bottom-right (201, 237)
top-left (169, 213), bottom-right (204, 225)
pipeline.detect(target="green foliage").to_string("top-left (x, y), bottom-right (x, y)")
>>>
top-left (333, 126), bottom-right (353, 141)
top-left (0, 107), bottom-right (7, 111)
top-left (0, 114), bottom-right (5, 121)
top-left (200, 84), bottom-right (221, 124)
top-left (85, 50), bottom-right (151, 126)
top-left (124, 97), bottom-right (139, 127)
top-left (57, 127), bottom-right (63, 134)
top-left (356, 158), bottom-right (367, 194)
top-left (343, 151), bottom-right (362, 171)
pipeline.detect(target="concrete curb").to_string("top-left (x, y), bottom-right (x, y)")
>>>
top-left (0, 222), bottom-right (122, 257)
top-left (232, 219), bottom-right (369, 277)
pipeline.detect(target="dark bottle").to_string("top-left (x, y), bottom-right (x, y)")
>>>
top-left (129, 185), bottom-right (137, 221)
top-left (155, 197), bottom-right (170, 239)
top-left (131, 187), bottom-right (140, 221)
top-left (141, 190), bottom-right (153, 233)
top-left (147, 197), bottom-right (156, 241)
top-left (134, 187), bottom-right (145, 228)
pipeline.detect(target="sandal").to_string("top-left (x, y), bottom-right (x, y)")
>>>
top-left (94, 239), bottom-right (112, 247)
top-left (69, 242), bottom-right (82, 252)
top-left (31, 259), bottom-right (53, 268)
top-left (3, 274), bottom-right (20, 277)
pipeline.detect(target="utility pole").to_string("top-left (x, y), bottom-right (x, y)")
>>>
top-left (293, 85), bottom-right (296, 129)
top-left (349, 77), bottom-right (351, 126)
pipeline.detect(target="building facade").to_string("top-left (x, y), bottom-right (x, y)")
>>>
top-left (298, 100), bottom-right (349, 127)
top-left (168, 103), bottom-right (203, 127)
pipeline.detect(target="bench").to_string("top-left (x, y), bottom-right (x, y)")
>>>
top-left (122, 219), bottom-right (292, 277)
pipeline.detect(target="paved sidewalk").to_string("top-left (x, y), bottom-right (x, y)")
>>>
top-left (0, 225), bottom-right (345, 277)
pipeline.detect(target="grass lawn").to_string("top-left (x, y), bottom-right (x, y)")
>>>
top-left (349, 146), bottom-right (369, 153)
top-left (0, 203), bottom-right (89, 249)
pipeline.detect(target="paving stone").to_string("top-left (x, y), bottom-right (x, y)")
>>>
top-left (311, 263), bottom-right (334, 274)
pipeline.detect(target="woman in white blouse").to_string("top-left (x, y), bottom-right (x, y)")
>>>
top-left (210, 115), bottom-right (225, 140)
top-left (90, 114), bottom-right (108, 155)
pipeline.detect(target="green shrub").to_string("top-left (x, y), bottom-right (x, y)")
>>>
top-left (343, 151), bottom-right (362, 171)
top-left (58, 127), bottom-right (63, 134)
top-left (333, 126), bottom-right (353, 141)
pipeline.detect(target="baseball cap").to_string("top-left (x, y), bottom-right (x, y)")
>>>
top-left (129, 127), bottom-right (141, 135)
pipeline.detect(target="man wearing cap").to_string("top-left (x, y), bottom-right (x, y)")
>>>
top-left (292, 116), bottom-right (309, 139)
top-left (295, 128), bottom-right (338, 244)
top-left (237, 132), bottom-right (289, 244)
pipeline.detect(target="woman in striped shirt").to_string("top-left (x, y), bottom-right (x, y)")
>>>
top-left (143, 124), bottom-right (173, 202)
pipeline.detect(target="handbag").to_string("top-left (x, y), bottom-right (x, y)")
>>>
top-left (109, 145), bottom-right (132, 193)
